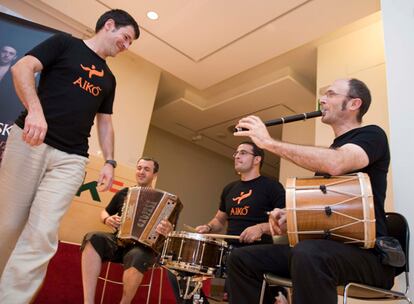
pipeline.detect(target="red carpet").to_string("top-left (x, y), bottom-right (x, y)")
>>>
top-left (33, 241), bottom-right (210, 303)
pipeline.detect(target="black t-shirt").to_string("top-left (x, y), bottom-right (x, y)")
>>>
top-left (330, 125), bottom-right (390, 237)
top-left (15, 33), bottom-right (116, 157)
top-left (106, 187), bottom-right (129, 215)
top-left (219, 175), bottom-right (285, 244)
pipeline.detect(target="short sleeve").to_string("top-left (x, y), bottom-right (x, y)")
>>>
top-left (26, 33), bottom-right (70, 69)
top-left (105, 187), bottom-right (129, 215)
top-left (270, 181), bottom-right (286, 209)
top-left (97, 77), bottom-right (115, 114)
top-left (345, 126), bottom-right (388, 164)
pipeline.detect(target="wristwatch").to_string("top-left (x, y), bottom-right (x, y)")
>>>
top-left (105, 159), bottom-right (117, 168)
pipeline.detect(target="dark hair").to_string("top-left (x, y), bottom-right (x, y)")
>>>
top-left (1, 45), bottom-right (17, 53)
top-left (95, 9), bottom-right (140, 40)
top-left (240, 141), bottom-right (265, 168)
top-left (347, 78), bottom-right (371, 123)
top-left (138, 157), bottom-right (159, 173)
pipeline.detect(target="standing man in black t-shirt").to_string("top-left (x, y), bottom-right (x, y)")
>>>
top-left (81, 157), bottom-right (176, 304)
top-left (228, 78), bottom-right (395, 304)
top-left (0, 9), bottom-right (139, 303)
top-left (195, 141), bottom-right (285, 301)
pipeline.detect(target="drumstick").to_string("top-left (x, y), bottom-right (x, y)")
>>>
top-left (183, 224), bottom-right (197, 232)
top-left (203, 233), bottom-right (240, 240)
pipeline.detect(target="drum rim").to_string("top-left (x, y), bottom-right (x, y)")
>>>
top-left (167, 231), bottom-right (228, 247)
top-left (161, 260), bottom-right (216, 276)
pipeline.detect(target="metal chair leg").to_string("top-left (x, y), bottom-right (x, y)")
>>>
top-left (145, 265), bottom-right (157, 304)
top-left (342, 284), bottom-right (349, 304)
top-left (158, 267), bottom-right (163, 304)
top-left (259, 278), bottom-right (266, 304)
top-left (99, 262), bottom-right (112, 304)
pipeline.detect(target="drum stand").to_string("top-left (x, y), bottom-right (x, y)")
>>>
top-left (182, 276), bottom-right (204, 303)
top-left (172, 270), bottom-right (209, 304)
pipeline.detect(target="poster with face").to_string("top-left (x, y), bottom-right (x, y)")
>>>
top-left (0, 12), bottom-right (58, 163)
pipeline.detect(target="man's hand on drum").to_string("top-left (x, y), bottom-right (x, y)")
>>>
top-left (195, 224), bottom-right (211, 234)
top-left (105, 214), bottom-right (121, 230)
top-left (269, 208), bottom-right (287, 236)
top-left (240, 225), bottom-right (263, 243)
top-left (156, 219), bottom-right (173, 236)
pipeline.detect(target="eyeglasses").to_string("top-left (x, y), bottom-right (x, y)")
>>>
top-left (232, 150), bottom-right (255, 158)
top-left (321, 90), bottom-right (355, 99)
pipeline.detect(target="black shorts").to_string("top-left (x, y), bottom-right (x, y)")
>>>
top-left (81, 231), bottom-right (157, 273)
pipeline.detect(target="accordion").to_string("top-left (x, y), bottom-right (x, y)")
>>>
top-left (118, 187), bottom-right (183, 251)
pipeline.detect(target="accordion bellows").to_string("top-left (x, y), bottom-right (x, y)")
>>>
top-left (118, 187), bottom-right (182, 251)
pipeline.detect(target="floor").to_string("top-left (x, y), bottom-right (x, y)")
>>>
top-left (208, 297), bottom-right (227, 304)
top-left (207, 279), bottom-right (227, 303)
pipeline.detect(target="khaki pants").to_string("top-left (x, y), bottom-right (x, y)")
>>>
top-left (0, 125), bottom-right (88, 303)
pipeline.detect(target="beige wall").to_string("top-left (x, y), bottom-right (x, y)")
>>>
top-left (143, 126), bottom-right (237, 230)
top-left (279, 118), bottom-right (316, 186)
top-left (381, 0), bottom-right (414, 300)
top-left (0, 0), bottom-right (90, 35)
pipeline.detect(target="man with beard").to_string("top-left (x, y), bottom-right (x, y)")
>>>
top-left (228, 78), bottom-right (394, 304)
top-left (196, 141), bottom-right (285, 301)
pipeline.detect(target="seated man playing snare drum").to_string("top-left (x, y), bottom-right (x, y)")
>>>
top-left (195, 142), bottom-right (286, 301)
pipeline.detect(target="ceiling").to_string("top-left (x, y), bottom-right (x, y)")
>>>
top-left (18, 0), bottom-right (381, 175)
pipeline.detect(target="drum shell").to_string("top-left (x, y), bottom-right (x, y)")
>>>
top-left (286, 173), bottom-right (375, 248)
top-left (160, 231), bottom-right (227, 276)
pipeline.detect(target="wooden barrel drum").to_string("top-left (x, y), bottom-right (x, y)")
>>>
top-left (286, 173), bottom-right (375, 249)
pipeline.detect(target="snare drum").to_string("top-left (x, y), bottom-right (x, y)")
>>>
top-left (286, 173), bottom-right (376, 248)
top-left (160, 231), bottom-right (227, 276)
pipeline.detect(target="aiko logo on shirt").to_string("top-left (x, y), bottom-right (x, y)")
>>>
top-left (80, 64), bottom-right (104, 79)
top-left (72, 64), bottom-right (104, 96)
top-left (230, 205), bottom-right (250, 216)
top-left (230, 189), bottom-right (252, 216)
top-left (232, 190), bottom-right (252, 205)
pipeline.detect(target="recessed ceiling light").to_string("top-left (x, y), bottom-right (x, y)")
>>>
top-left (147, 11), bottom-right (159, 20)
